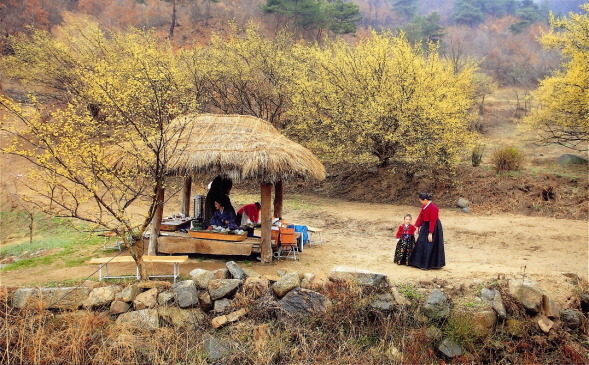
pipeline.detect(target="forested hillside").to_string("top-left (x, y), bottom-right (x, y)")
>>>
top-left (1, 0), bottom-right (585, 89)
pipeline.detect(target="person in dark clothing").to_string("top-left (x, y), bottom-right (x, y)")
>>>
top-left (410, 193), bottom-right (445, 270)
top-left (203, 175), bottom-right (233, 226)
top-left (208, 195), bottom-right (238, 230)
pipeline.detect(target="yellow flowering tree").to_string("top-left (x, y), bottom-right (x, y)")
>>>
top-left (285, 31), bottom-right (478, 168)
top-left (1, 15), bottom-right (197, 277)
top-left (521, 5), bottom-right (589, 152)
top-left (181, 24), bottom-right (295, 127)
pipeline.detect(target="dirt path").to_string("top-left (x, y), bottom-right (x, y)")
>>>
top-left (1, 196), bottom-right (587, 301)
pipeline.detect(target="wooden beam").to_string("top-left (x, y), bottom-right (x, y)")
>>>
top-left (148, 186), bottom-right (165, 255)
top-left (273, 180), bottom-right (283, 219)
top-left (181, 175), bottom-right (192, 216)
top-left (260, 182), bottom-right (273, 263)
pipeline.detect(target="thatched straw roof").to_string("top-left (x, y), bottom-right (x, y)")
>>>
top-left (167, 114), bottom-right (325, 183)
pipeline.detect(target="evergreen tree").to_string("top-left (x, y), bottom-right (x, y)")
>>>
top-left (262, 0), bottom-right (361, 35)
top-left (327, 0), bottom-right (362, 34)
top-left (453, 0), bottom-right (485, 26)
top-left (404, 12), bottom-right (445, 45)
top-left (484, 0), bottom-right (517, 17)
top-left (509, 0), bottom-right (544, 33)
top-left (393, 0), bottom-right (418, 21)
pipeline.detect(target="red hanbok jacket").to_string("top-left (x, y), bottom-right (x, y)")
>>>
top-left (237, 203), bottom-right (260, 223)
top-left (415, 202), bottom-right (439, 233)
top-left (395, 224), bottom-right (417, 238)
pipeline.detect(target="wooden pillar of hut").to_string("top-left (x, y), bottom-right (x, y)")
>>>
top-left (181, 175), bottom-right (192, 217)
top-left (148, 186), bottom-right (165, 256)
top-left (260, 182), bottom-right (273, 263)
top-left (273, 180), bottom-right (283, 219)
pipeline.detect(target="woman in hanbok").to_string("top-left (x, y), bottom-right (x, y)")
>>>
top-left (410, 193), bottom-right (445, 270)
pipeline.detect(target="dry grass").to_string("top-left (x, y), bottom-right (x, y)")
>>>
top-left (1, 281), bottom-right (587, 364)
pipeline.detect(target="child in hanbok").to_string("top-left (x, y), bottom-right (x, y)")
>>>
top-left (394, 214), bottom-right (416, 265)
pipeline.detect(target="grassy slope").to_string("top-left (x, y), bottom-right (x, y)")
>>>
top-left (0, 211), bottom-right (104, 272)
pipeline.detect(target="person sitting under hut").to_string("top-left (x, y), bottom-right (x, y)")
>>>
top-left (207, 196), bottom-right (238, 231)
top-left (236, 202), bottom-right (261, 226)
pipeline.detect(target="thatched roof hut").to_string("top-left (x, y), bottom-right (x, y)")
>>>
top-left (149, 114), bottom-right (325, 263)
top-left (167, 113), bottom-right (326, 183)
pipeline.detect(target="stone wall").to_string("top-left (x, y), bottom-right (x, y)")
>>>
top-left (8, 263), bottom-right (589, 360)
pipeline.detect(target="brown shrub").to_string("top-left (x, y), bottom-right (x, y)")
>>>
top-left (491, 146), bottom-right (524, 172)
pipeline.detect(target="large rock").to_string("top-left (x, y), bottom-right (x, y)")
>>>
top-left (158, 307), bottom-right (206, 330)
top-left (300, 273), bottom-right (316, 289)
top-left (109, 300), bottom-right (131, 315)
top-left (542, 295), bottom-right (560, 319)
top-left (370, 293), bottom-right (395, 311)
top-left (580, 293), bottom-right (589, 313)
top-left (173, 280), bottom-right (199, 308)
top-left (213, 268), bottom-right (230, 279)
top-left (481, 288), bottom-right (507, 319)
top-left (133, 288), bottom-right (158, 310)
top-left (157, 290), bottom-right (176, 306)
top-left (226, 261), bottom-right (246, 280)
top-left (457, 197), bottom-right (470, 208)
top-left (454, 309), bottom-right (497, 338)
top-left (438, 338), bottom-right (463, 358)
top-left (212, 308), bottom-right (248, 328)
top-left (116, 284), bottom-right (140, 303)
top-left (278, 288), bottom-right (330, 317)
top-left (537, 315), bottom-right (554, 333)
top-left (422, 289), bottom-right (450, 320)
top-left (208, 279), bottom-right (242, 300)
top-left (329, 266), bottom-right (389, 287)
top-left (272, 272), bottom-right (301, 298)
top-left (508, 279), bottom-right (543, 313)
top-left (557, 154), bottom-right (588, 165)
top-left (12, 287), bottom-right (91, 310)
top-left (561, 309), bottom-right (582, 329)
top-left (243, 277), bottom-right (270, 299)
top-left (198, 291), bottom-right (213, 312)
top-left (116, 309), bottom-right (159, 330)
top-left (214, 298), bottom-right (232, 313)
top-left (189, 269), bottom-right (215, 289)
top-left (83, 286), bottom-right (122, 309)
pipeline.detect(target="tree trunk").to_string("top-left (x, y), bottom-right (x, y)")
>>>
top-left (148, 186), bottom-right (165, 255)
top-left (273, 180), bottom-right (283, 219)
top-left (168, 0), bottom-right (177, 39)
top-left (181, 175), bottom-right (192, 217)
top-left (130, 237), bottom-right (148, 280)
top-left (260, 183), bottom-right (273, 263)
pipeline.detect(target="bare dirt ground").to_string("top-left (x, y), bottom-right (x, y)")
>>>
top-left (1, 195), bottom-right (587, 304)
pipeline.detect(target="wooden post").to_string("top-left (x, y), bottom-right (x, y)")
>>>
top-left (181, 175), bottom-right (192, 217)
top-left (148, 186), bottom-right (165, 256)
top-left (273, 180), bottom-right (283, 219)
top-left (260, 182), bottom-right (273, 263)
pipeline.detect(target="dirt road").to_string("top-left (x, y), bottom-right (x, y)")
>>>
top-left (2, 196), bottom-right (587, 302)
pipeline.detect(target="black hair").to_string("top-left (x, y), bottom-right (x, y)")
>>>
top-left (255, 202), bottom-right (261, 209)
top-left (418, 193), bottom-right (433, 201)
top-left (210, 175), bottom-right (232, 195)
top-left (214, 194), bottom-right (235, 215)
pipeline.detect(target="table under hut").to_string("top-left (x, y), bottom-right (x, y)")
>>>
top-left (145, 114), bottom-right (326, 263)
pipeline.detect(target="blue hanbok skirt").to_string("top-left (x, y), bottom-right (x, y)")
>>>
top-left (410, 219), bottom-right (445, 270)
